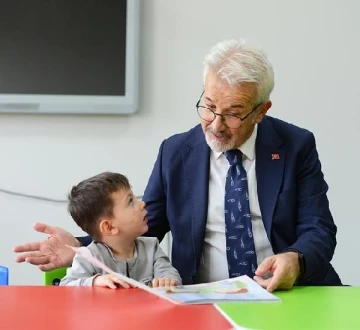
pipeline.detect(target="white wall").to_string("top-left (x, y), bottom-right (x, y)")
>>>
top-left (1, 0), bottom-right (359, 285)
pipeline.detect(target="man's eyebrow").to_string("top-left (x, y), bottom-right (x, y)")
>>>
top-left (230, 104), bottom-right (245, 109)
top-left (205, 96), bottom-right (245, 109)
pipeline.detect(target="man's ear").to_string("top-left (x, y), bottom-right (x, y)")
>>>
top-left (254, 100), bottom-right (272, 124)
top-left (99, 218), bottom-right (118, 235)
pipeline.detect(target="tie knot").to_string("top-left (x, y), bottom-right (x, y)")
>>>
top-left (224, 149), bottom-right (243, 165)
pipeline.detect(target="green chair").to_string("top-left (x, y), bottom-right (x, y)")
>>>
top-left (43, 267), bottom-right (68, 286)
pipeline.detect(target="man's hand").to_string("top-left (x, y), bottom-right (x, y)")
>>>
top-left (93, 274), bottom-right (133, 289)
top-left (13, 222), bottom-right (80, 271)
top-left (152, 278), bottom-right (179, 287)
top-left (253, 252), bottom-right (300, 292)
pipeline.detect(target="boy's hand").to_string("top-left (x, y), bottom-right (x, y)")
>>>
top-left (152, 278), bottom-right (179, 287)
top-left (93, 274), bottom-right (133, 289)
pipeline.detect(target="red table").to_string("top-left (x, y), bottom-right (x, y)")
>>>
top-left (0, 286), bottom-right (232, 329)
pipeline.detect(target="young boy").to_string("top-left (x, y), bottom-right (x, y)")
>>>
top-left (60, 172), bottom-right (181, 288)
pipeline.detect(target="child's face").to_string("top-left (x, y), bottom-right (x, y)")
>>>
top-left (110, 189), bottom-right (148, 238)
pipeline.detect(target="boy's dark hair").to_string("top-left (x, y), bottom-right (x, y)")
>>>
top-left (68, 172), bottom-right (131, 240)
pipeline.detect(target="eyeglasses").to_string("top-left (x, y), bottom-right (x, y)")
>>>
top-left (196, 91), bottom-right (262, 129)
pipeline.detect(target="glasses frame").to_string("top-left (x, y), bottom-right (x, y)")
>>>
top-left (196, 91), bottom-right (262, 129)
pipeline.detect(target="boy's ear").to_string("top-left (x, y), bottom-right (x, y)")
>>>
top-left (99, 219), bottom-right (119, 235)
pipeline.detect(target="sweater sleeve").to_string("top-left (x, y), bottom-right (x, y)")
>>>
top-left (60, 248), bottom-right (98, 286)
top-left (152, 240), bottom-right (182, 285)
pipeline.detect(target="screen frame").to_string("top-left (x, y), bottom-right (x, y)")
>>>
top-left (0, 0), bottom-right (139, 115)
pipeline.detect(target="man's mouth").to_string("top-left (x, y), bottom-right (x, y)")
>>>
top-left (212, 132), bottom-right (228, 140)
top-left (206, 128), bottom-right (230, 141)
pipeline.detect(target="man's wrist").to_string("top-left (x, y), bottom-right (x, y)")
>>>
top-left (284, 248), bottom-right (305, 279)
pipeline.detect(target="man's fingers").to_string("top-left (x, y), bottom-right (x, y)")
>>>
top-left (253, 275), bottom-right (271, 288)
top-left (13, 242), bottom-right (41, 253)
top-left (25, 255), bottom-right (51, 266)
top-left (14, 256), bottom-right (25, 263)
top-left (13, 223), bottom-right (57, 255)
top-left (255, 257), bottom-right (274, 276)
top-left (266, 271), bottom-right (282, 292)
top-left (14, 250), bottom-right (45, 262)
top-left (152, 278), bottom-right (159, 287)
top-left (33, 222), bottom-right (57, 235)
top-left (14, 252), bottom-right (33, 263)
top-left (38, 263), bottom-right (57, 272)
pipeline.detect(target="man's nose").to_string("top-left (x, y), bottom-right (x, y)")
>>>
top-left (211, 113), bottom-right (226, 131)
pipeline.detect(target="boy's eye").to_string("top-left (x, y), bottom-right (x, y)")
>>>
top-left (128, 198), bottom-right (134, 206)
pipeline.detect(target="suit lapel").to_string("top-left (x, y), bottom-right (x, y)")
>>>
top-left (182, 126), bottom-right (210, 265)
top-left (256, 118), bottom-right (285, 240)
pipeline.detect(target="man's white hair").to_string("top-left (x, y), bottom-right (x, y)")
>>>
top-left (203, 39), bottom-right (275, 104)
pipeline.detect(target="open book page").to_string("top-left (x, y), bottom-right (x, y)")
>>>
top-left (152, 275), bottom-right (280, 304)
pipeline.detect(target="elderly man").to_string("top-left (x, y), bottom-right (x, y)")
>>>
top-left (14, 39), bottom-right (342, 291)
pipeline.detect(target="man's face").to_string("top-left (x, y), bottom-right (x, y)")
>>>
top-left (200, 71), bottom-right (271, 152)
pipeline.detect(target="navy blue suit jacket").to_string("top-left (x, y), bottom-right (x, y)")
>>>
top-left (142, 116), bottom-right (342, 285)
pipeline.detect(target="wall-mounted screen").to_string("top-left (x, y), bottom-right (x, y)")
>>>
top-left (0, 0), bottom-right (139, 114)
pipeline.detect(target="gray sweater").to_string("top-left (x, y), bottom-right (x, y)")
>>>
top-left (60, 237), bottom-right (181, 286)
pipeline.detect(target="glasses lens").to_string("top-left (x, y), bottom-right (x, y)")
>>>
top-left (197, 106), bottom-right (215, 122)
top-left (223, 115), bottom-right (242, 129)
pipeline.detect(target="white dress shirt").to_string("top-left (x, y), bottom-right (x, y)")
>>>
top-left (196, 124), bottom-right (274, 283)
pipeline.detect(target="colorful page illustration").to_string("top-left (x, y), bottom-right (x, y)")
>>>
top-left (153, 275), bottom-right (280, 304)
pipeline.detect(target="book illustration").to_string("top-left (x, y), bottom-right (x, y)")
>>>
top-left (156, 276), bottom-right (280, 304)
top-left (166, 280), bottom-right (248, 294)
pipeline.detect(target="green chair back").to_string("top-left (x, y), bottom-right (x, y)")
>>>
top-left (43, 267), bottom-right (68, 286)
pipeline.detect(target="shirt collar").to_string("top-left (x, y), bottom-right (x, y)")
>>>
top-left (95, 241), bottom-right (138, 261)
top-left (213, 124), bottom-right (258, 161)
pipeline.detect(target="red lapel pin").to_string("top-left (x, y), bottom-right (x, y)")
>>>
top-left (271, 153), bottom-right (280, 160)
